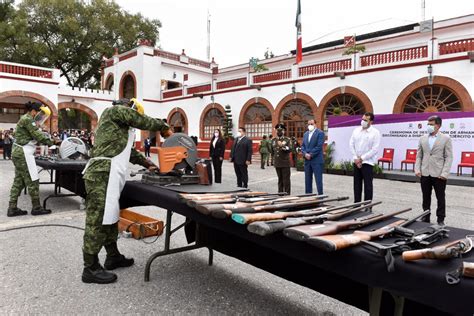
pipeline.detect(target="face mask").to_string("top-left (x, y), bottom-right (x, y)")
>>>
top-left (277, 131), bottom-right (283, 137)
top-left (361, 120), bottom-right (369, 128)
top-left (427, 125), bottom-right (435, 134)
top-left (236, 132), bottom-right (242, 138)
top-left (308, 125), bottom-right (315, 132)
top-left (214, 132), bottom-right (219, 137)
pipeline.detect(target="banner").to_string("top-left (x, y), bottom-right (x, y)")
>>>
top-left (328, 112), bottom-right (474, 174)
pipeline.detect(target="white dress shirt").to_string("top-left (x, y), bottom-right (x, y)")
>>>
top-left (307, 130), bottom-right (314, 142)
top-left (349, 126), bottom-right (381, 166)
top-left (428, 133), bottom-right (438, 150)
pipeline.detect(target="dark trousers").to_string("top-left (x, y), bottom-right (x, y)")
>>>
top-left (420, 176), bottom-right (446, 221)
top-left (144, 147), bottom-right (150, 157)
top-left (234, 163), bottom-right (248, 188)
top-left (304, 160), bottom-right (323, 194)
top-left (3, 143), bottom-right (11, 159)
top-left (212, 157), bottom-right (223, 183)
top-left (276, 167), bottom-right (291, 194)
top-left (353, 163), bottom-right (373, 202)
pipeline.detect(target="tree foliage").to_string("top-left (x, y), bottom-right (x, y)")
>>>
top-left (0, 0), bottom-right (161, 88)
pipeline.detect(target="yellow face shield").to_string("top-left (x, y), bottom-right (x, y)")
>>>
top-left (130, 98), bottom-right (144, 115)
top-left (34, 105), bottom-right (51, 126)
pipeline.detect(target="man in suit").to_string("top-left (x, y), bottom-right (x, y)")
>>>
top-left (415, 115), bottom-right (453, 226)
top-left (301, 119), bottom-right (324, 194)
top-left (230, 127), bottom-right (253, 188)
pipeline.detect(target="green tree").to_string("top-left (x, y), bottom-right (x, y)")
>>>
top-left (0, 0), bottom-right (161, 88)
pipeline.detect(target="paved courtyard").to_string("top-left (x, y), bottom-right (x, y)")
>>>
top-left (0, 155), bottom-right (472, 315)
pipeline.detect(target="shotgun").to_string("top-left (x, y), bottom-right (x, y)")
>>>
top-left (283, 207), bottom-right (412, 241)
top-left (178, 191), bottom-right (270, 203)
top-left (446, 262), bottom-right (474, 285)
top-left (306, 210), bottom-right (431, 252)
top-left (191, 192), bottom-right (318, 208)
top-left (246, 201), bottom-right (380, 236)
top-left (235, 200), bottom-right (376, 225)
top-left (210, 195), bottom-right (347, 219)
top-left (402, 235), bottom-right (474, 261)
top-left (195, 193), bottom-right (323, 215)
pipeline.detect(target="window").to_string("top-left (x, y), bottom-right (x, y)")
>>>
top-left (243, 103), bottom-right (272, 138)
top-left (403, 85), bottom-right (461, 113)
top-left (324, 94), bottom-right (365, 134)
top-left (203, 108), bottom-right (225, 139)
top-left (280, 99), bottom-right (314, 139)
top-left (169, 111), bottom-right (186, 133)
top-left (122, 75), bottom-right (135, 99)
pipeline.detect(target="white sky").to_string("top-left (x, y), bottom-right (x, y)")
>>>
top-left (116, 0), bottom-right (473, 67)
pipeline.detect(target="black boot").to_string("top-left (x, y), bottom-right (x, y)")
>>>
top-left (31, 206), bottom-right (51, 216)
top-left (104, 242), bottom-right (134, 270)
top-left (7, 207), bottom-right (27, 217)
top-left (82, 253), bottom-right (117, 284)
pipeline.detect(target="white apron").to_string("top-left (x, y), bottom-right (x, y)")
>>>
top-left (15, 141), bottom-right (39, 181)
top-left (83, 128), bottom-right (136, 225)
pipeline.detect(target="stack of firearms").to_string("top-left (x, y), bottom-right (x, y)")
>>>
top-left (178, 191), bottom-right (350, 219)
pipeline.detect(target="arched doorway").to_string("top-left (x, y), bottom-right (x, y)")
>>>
top-left (0, 90), bottom-right (58, 132)
top-left (274, 93), bottom-right (318, 140)
top-left (167, 108), bottom-right (188, 134)
top-left (393, 76), bottom-right (473, 113)
top-left (58, 102), bottom-right (98, 132)
top-left (318, 86), bottom-right (373, 135)
top-left (200, 103), bottom-right (226, 140)
top-left (239, 98), bottom-right (274, 139)
top-left (119, 71), bottom-right (136, 99)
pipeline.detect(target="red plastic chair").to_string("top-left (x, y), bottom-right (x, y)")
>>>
top-left (457, 151), bottom-right (474, 177)
top-left (378, 148), bottom-right (394, 170)
top-left (400, 149), bottom-right (417, 171)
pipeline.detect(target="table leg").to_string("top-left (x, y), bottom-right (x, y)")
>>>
top-left (368, 286), bottom-right (405, 316)
top-left (144, 209), bottom-right (212, 282)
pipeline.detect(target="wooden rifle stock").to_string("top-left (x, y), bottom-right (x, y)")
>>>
top-left (462, 262), bottom-right (474, 278)
top-left (246, 201), bottom-right (381, 236)
top-left (402, 236), bottom-right (474, 261)
top-left (234, 200), bottom-right (376, 225)
top-left (307, 210), bottom-right (431, 251)
top-left (178, 191), bottom-right (269, 203)
top-left (283, 208), bottom-right (412, 241)
top-left (194, 196), bottom-right (300, 215)
top-left (210, 195), bottom-right (345, 219)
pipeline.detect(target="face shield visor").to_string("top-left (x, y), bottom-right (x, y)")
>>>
top-left (129, 98), bottom-right (144, 115)
top-left (34, 106), bottom-right (51, 127)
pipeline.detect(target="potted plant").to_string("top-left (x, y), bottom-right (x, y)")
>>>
top-left (324, 141), bottom-right (335, 172)
top-left (373, 164), bottom-right (384, 179)
top-left (328, 162), bottom-right (345, 175)
top-left (343, 160), bottom-right (354, 176)
top-left (296, 158), bottom-right (305, 172)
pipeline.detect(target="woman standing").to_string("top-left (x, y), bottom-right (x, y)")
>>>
top-left (209, 129), bottom-right (225, 183)
top-left (8, 101), bottom-right (55, 217)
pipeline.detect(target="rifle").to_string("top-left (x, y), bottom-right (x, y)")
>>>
top-left (361, 223), bottom-right (449, 272)
top-left (283, 207), bottom-right (412, 241)
top-left (178, 191), bottom-right (270, 203)
top-left (191, 192), bottom-right (317, 208)
top-left (236, 200), bottom-right (376, 226)
top-left (402, 235), bottom-right (474, 261)
top-left (305, 210), bottom-right (431, 252)
top-left (211, 196), bottom-right (348, 219)
top-left (194, 193), bottom-right (320, 215)
top-left (446, 261), bottom-right (474, 285)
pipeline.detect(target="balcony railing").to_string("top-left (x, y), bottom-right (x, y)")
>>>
top-left (299, 59), bottom-right (352, 77)
top-left (439, 38), bottom-right (474, 55)
top-left (162, 88), bottom-right (183, 99)
top-left (253, 69), bottom-right (291, 84)
top-left (216, 77), bottom-right (247, 90)
top-left (187, 84), bottom-right (211, 95)
top-left (0, 62), bottom-right (53, 79)
top-left (360, 46), bottom-right (428, 67)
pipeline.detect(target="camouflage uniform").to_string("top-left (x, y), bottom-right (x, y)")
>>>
top-left (82, 105), bottom-right (169, 266)
top-left (259, 138), bottom-right (271, 169)
top-left (9, 114), bottom-right (53, 209)
top-left (271, 136), bottom-right (293, 194)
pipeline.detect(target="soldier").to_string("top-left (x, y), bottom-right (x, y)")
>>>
top-left (8, 101), bottom-right (57, 217)
top-left (259, 135), bottom-right (271, 169)
top-left (81, 98), bottom-right (171, 284)
top-left (271, 123), bottom-right (293, 194)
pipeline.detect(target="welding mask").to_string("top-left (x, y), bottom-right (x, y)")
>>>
top-left (130, 98), bottom-right (144, 115)
top-left (34, 106), bottom-right (51, 127)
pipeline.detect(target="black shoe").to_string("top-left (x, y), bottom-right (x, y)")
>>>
top-left (82, 265), bottom-right (117, 284)
top-left (104, 254), bottom-right (134, 270)
top-left (31, 206), bottom-right (52, 216)
top-left (421, 216), bottom-right (430, 223)
top-left (437, 221), bottom-right (445, 226)
top-left (7, 207), bottom-right (27, 217)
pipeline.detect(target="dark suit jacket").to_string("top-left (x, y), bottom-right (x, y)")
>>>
top-left (209, 137), bottom-right (225, 158)
top-left (301, 129), bottom-right (324, 164)
top-left (230, 136), bottom-right (253, 165)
